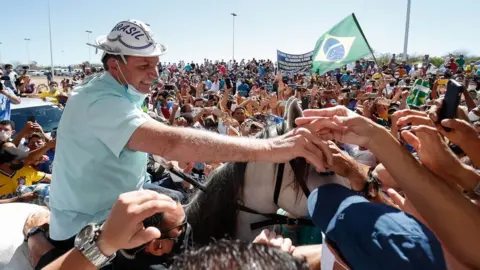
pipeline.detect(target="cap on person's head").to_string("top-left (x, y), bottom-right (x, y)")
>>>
top-left (307, 184), bottom-right (446, 270)
top-left (0, 146), bottom-right (28, 164)
top-left (88, 19), bottom-right (167, 60)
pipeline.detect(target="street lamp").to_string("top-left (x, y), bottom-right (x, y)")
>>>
top-left (231, 13), bottom-right (237, 61)
top-left (47, 0), bottom-right (55, 79)
top-left (402, 0), bottom-right (411, 61)
top-left (0, 42), bottom-right (2, 64)
top-left (61, 50), bottom-right (64, 67)
top-left (86, 30), bottom-right (92, 63)
top-left (24, 38), bottom-right (31, 65)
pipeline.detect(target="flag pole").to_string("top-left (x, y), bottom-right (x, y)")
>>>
top-left (351, 13), bottom-right (386, 94)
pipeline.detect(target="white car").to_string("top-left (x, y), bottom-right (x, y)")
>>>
top-left (11, 98), bottom-right (63, 136)
top-left (28, 70), bottom-right (42, 76)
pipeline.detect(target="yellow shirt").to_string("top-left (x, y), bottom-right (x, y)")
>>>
top-left (0, 166), bottom-right (46, 199)
top-left (40, 90), bottom-right (60, 103)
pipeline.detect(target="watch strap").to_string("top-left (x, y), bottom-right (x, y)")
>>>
top-left (24, 226), bottom-right (47, 242)
top-left (77, 223), bottom-right (116, 267)
top-left (82, 241), bottom-right (116, 267)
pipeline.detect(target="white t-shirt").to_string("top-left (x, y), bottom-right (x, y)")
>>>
top-left (408, 69), bottom-right (417, 78)
top-left (210, 81), bottom-right (220, 92)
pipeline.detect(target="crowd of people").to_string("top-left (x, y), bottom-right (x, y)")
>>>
top-left (0, 18), bottom-right (479, 270)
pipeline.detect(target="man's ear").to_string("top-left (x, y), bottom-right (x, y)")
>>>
top-left (107, 57), bottom-right (120, 72)
top-left (11, 130), bottom-right (15, 136)
top-left (146, 239), bottom-right (167, 256)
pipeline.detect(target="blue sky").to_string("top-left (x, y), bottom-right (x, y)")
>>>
top-left (1, 0), bottom-right (478, 66)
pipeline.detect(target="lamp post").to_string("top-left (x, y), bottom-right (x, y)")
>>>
top-left (24, 38), bottom-right (31, 65)
top-left (0, 42), bottom-right (2, 64)
top-left (86, 30), bottom-right (92, 63)
top-left (402, 0), bottom-right (411, 61)
top-left (47, 0), bottom-right (54, 79)
top-left (61, 50), bottom-right (64, 67)
top-left (231, 13), bottom-right (237, 61)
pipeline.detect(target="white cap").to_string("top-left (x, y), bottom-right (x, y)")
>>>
top-left (87, 19), bottom-right (167, 59)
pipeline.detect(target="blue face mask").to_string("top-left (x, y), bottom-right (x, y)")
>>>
top-left (116, 60), bottom-right (148, 108)
top-left (125, 84), bottom-right (147, 108)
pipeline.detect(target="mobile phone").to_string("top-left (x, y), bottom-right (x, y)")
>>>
top-left (282, 76), bottom-right (288, 84)
top-left (225, 78), bottom-right (232, 89)
top-left (341, 88), bottom-right (350, 93)
top-left (439, 79), bottom-right (463, 131)
top-left (27, 115), bottom-right (36, 122)
top-left (301, 96), bottom-right (309, 111)
top-left (164, 84), bottom-right (174, 90)
top-left (369, 93), bottom-right (378, 99)
top-left (288, 84), bottom-right (297, 89)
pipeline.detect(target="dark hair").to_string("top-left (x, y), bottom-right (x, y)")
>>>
top-left (123, 187), bottom-right (181, 256)
top-left (102, 53), bottom-right (129, 71)
top-left (4, 64), bottom-right (12, 69)
top-left (169, 239), bottom-right (309, 270)
top-left (0, 120), bottom-right (15, 130)
top-left (28, 132), bottom-right (45, 141)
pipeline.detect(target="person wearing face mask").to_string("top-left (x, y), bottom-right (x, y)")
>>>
top-left (0, 75), bottom-right (21, 120)
top-left (38, 19), bottom-right (334, 270)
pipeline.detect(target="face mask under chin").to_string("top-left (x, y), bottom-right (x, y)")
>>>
top-left (115, 60), bottom-right (148, 106)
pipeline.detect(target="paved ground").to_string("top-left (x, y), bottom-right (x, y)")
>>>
top-left (29, 76), bottom-right (70, 86)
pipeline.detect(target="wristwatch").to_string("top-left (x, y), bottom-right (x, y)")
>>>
top-left (24, 225), bottom-right (48, 242)
top-left (74, 223), bottom-right (116, 267)
top-left (355, 167), bottom-right (381, 199)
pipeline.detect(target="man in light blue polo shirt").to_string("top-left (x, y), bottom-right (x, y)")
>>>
top-left (30, 19), bottom-right (336, 268)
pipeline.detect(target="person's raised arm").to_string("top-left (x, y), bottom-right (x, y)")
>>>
top-left (44, 190), bottom-right (178, 270)
top-left (297, 107), bottom-right (480, 267)
top-left (0, 86), bottom-right (21, 104)
top-left (23, 139), bottom-right (56, 166)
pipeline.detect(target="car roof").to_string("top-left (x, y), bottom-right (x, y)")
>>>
top-left (11, 98), bottom-right (56, 110)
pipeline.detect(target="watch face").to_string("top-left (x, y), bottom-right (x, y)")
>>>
top-left (74, 224), bottom-right (95, 249)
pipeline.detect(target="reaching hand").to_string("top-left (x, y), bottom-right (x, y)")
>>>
top-left (253, 229), bottom-right (295, 254)
top-left (96, 190), bottom-right (178, 256)
top-left (269, 118), bottom-right (342, 172)
top-left (327, 141), bottom-right (364, 191)
top-left (18, 191), bottom-right (38, 203)
top-left (401, 125), bottom-right (465, 185)
top-left (296, 107), bottom-right (379, 148)
top-left (438, 118), bottom-right (479, 150)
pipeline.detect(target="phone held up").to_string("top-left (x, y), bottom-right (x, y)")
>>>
top-left (438, 79), bottom-right (463, 132)
top-left (225, 78), bottom-right (232, 89)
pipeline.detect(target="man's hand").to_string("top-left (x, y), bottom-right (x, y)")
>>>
top-left (253, 229), bottom-right (295, 254)
top-left (326, 141), bottom-right (364, 191)
top-left (96, 190), bottom-right (178, 256)
top-left (401, 125), bottom-right (465, 185)
top-left (269, 118), bottom-right (343, 172)
top-left (439, 118), bottom-right (479, 149)
top-left (296, 106), bottom-right (380, 148)
top-left (18, 192), bottom-right (39, 203)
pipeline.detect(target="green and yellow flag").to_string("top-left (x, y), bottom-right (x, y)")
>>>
top-left (406, 78), bottom-right (430, 106)
top-left (311, 14), bottom-right (372, 75)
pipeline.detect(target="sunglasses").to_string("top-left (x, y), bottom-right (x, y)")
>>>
top-left (159, 218), bottom-right (188, 240)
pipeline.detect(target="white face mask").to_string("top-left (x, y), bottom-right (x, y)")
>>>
top-left (116, 60), bottom-right (148, 107)
top-left (468, 111), bottom-right (480, 122)
top-left (0, 131), bottom-right (11, 142)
